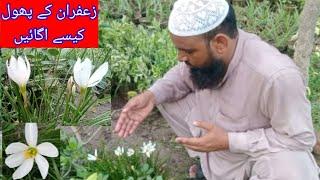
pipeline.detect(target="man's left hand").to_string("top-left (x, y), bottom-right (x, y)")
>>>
top-left (176, 120), bottom-right (229, 152)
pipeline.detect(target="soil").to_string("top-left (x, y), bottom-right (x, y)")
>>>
top-left (110, 95), bottom-right (197, 179)
top-left (62, 95), bottom-right (196, 179)
top-left (110, 110), bottom-right (196, 179)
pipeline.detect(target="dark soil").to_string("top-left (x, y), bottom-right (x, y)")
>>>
top-left (110, 95), bottom-right (197, 179)
top-left (63, 95), bottom-right (196, 179)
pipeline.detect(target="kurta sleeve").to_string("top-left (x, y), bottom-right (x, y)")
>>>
top-left (228, 69), bottom-right (316, 156)
top-left (148, 62), bottom-right (195, 105)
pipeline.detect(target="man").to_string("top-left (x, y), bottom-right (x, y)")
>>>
top-left (114, 0), bottom-right (320, 179)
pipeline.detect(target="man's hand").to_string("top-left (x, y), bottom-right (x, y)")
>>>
top-left (114, 91), bottom-right (156, 138)
top-left (176, 121), bottom-right (229, 152)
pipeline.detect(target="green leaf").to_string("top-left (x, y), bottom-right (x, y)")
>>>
top-left (141, 163), bottom-right (150, 173)
top-left (48, 48), bottom-right (60, 56)
top-left (87, 173), bottom-right (98, 180)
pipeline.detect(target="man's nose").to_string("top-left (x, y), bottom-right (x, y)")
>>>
top-left (178, 52), bottom-right (188, 63)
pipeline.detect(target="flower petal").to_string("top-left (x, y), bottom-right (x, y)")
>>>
top-left (37, 142), bottom-right (59, 157)
top-left (24, 56), bottom-right (31, 83)
top-left (6, 56), bottom-right (24, 86)
top-left (6, 56), bottom-right (16, 79)
top-left (25, 123), bottom-right (38, 147)
top-left (5, 152), bottom-right (25, 168)
top-left (94, 149), bottom-right (97, 157)
top-left (87, 62), bottom-right (108, 87)
top-left (79, 58), bottom-right (92, 87)
top-left (5, 142), bottom-right (28, 154)
top-left (73, 58), bottom-right (92, 87)
top-left (12, 158), bottom-right (34, 179)
top-left (17, 56), bottom-right (29, 81)
top-left (73, 58), bottom-right (82, 86)
top-left (35, 154), bottom-right (49, 179)
top-left (87, 154), bottom-right (97, 161)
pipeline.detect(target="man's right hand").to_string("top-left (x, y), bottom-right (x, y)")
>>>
top-left (114, 90), bottom-right (156, 138)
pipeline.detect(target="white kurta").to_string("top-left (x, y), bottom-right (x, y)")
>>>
top-left (149, 29), bottom-right (319, 179)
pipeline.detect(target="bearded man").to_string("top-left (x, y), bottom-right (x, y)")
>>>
top-left (114, 0), bottom-right (319, 179)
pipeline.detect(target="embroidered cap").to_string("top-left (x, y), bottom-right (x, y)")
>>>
top-left (168, 0), bottom-right (229, 37)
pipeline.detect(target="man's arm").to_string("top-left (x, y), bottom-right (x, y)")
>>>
top-left (148, 62), bottom-right (195, 105)
top-left (228, 69), bottom-right (316, 155)
top-left (115, 62), bottom-right (193, 137)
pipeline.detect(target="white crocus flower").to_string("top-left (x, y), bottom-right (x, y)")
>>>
top-left (127, 148), bottom-right (135, 157)
top-left (6, 56), bottom-right (31, 107)
top-left (73, 58), bottom-right (108, 91)
top-left (87, 149), bottom-right (98, 161)
top-left (141, 141), bottom-right (156, 158)
top-left (5, 123), bottom-right (58, 179)
top-left (6, 56), bottom-right (31, 87)
top-left (114, 146), bottom-right (124, 156)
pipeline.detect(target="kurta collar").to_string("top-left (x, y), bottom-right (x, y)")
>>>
top-left (216, 29), bottom-right (245, 88)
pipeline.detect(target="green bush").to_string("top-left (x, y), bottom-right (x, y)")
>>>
top-left (61, 132), bottom-right (168, 179)
top-left (106, 18), bottom-right (177, 95)
top-left (235, 0), bottom-right (299, 55)
top-left (104, 0), bottom-right (175, 26)
top-left (269, 0), bottom-right (305, 11)
top-left (309, 52), bottom-right (320, 130)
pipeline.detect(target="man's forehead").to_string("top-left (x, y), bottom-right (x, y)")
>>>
top-left (170, 33), bottom-right (205, 48)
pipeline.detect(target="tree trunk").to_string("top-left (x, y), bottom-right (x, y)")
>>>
top-left (293, 0), bottom-right (320, 83)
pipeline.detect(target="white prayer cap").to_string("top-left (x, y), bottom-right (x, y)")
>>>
top-left (168, 0), bottom-right (229, 37)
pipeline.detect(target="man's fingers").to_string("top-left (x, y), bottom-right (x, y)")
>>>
top-left (176, 137), bottom-right (208, 152)
top-left (118, 122), bottom-right (128, 137)
top-left (116, 113), bottom-right (130, 137)
top-left (175, 137), bottom-right (203, 147)
top-left (193, 120), bottom-right (214, 131)
top-left (114, 112), bottom-right (128, 133)
top-left (123, 119), bottom-right (135, 138)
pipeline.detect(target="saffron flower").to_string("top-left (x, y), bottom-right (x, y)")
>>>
top-left (73, 58), bottom-right (108, 90)
top-left (6, 56), bottom-right (31, 107)
top-left (114, 146), bottom-right (124, 156)
top-left (5, 123), bottom-right (58, 179)
top-left (141, 141), bottom-right (156, 158)
top-left (87, 149), bottom-right (98, 161)
top-left (127, 148), bottom-right (135, 157)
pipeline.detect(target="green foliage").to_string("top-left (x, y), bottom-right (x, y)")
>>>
top-left (104, 0), bottom-right (175, 26)
top-left (0, 56), bottom-right (5, 121)
top-left (99, 0), bottom-right (109, 48)
top-left (309, 51), bottom-right (320, 130)
top-left (107, 18), bottom-right (177, 94)
top-left (1, 48), bottom-right (111, 126)
top-left (235, 0), bottom-right (299, 55)
top-left (60, 133), bottom-right (89, 179)
top-left (85, 152), bottom-right (167, 180)
top-left (61, 132), bottom-right (168, 179)
top-left (269, 0), bottom-right (305, 12)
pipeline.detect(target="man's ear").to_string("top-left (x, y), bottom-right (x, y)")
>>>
top-left (210, 34), bottom-right (228, 54)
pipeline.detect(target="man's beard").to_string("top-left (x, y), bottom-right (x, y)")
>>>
top-left (189, 55), bottom-right (227, 90)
